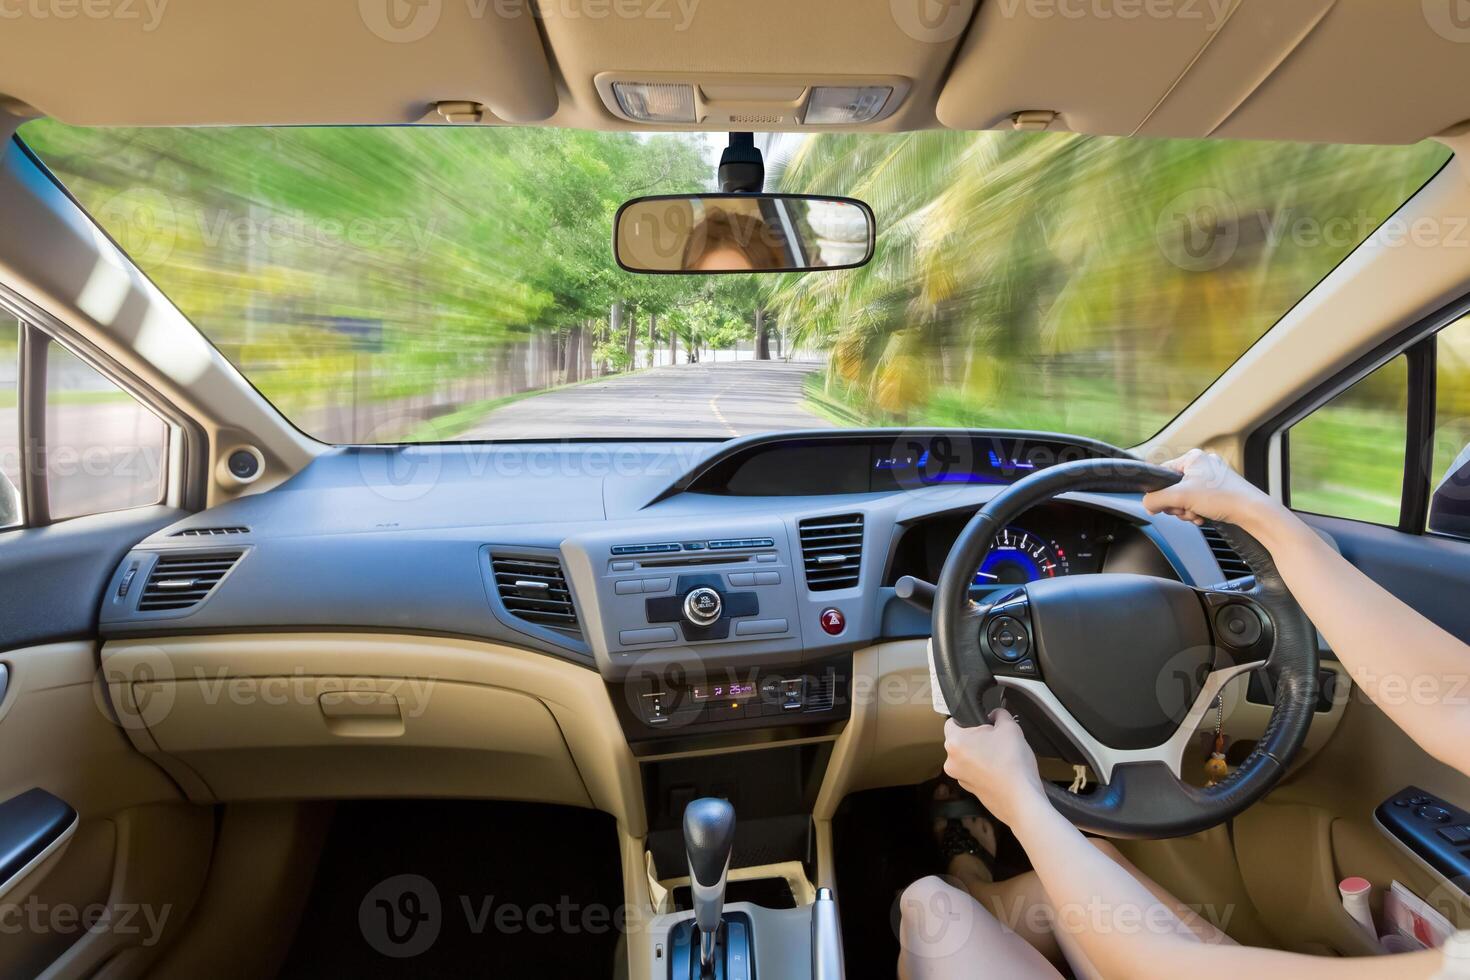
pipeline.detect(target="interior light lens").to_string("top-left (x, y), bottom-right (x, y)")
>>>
top-left (803, 86), bottom-right (893, 125)
top-left (611, 82), bottom-right (698, 124)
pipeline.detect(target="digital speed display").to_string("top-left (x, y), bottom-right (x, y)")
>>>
top-left (870, 436), bottom-right (1099, 490)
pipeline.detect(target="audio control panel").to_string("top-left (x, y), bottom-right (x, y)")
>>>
top-left (570, 522), bottom-right (812, 677)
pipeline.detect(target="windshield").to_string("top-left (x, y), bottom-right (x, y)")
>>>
top-left (20, 123), bottom-right (1450, 446)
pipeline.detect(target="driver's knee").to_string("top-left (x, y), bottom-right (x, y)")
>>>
top-left (1086, 837), bottom-right (1124, 864)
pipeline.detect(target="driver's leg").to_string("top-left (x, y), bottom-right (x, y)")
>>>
top-left (897, 875), bottom-right (1062, 980)
top-left (968, 838), bottom-right (1236, 978)
top-left (912, 836), bottom-right (1234, 977)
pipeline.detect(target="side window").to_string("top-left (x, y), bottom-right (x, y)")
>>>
top-left (1287, 355), bottom-right (1408, 527)
top-left (44, 341), bottom-right (167, 521)
top-left (1431, 316), bottom-right (1470, 540)
top-left (0, 316), bottom-right (20, 528)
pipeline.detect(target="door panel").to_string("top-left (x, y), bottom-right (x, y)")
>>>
top-left (0, 505), bottom-right (211, 977)
top-left (1228, 513), bottom-right (1470, 953)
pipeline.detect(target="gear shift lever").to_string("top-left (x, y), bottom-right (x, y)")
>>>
top-left (683, 797), bottom-right (736, 977)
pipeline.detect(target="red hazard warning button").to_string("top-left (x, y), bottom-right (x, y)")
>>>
top-left (819, 607), bottom-right (846, 636)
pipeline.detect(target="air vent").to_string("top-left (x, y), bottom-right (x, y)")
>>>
top-left (804, 669), bottom-right (836, 712)
top-left (173, 526), bottom-right (250, 537)
top-left (1199, 526), bottom-right (1252, 580)
top-left (799, 514), bottom-right (864, 591)
top-left (137, 551), bottom-right (243, 612)
top-left (490, 554), bottom-right (580, 635)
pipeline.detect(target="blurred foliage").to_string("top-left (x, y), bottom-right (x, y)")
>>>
top-left (767, 131), bottom-right (1452, 446)
top-left (19, 122), bottom-right (1456, 461)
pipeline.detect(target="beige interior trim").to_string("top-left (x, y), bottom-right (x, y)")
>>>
top-left (100, 633), bottom-right (645, 833)
top-left (649, 859), bottom-right (815, 916)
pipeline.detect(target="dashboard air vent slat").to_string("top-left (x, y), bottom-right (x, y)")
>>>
top-left (1199, 526), bottom-right (1252, 580)
top-left (804, 669), bottom-right (836, 712)
top-left (799, 514), bottom-right (863, 591)
top-left (137, 551), bottom-right (243, 611)
top-left (173, 526), bottom-right (250, 537)
top-left (490, 555), bottom-right (580, 635)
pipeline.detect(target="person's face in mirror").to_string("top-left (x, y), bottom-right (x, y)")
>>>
top-left (691, 245), bottom-right (756, 271)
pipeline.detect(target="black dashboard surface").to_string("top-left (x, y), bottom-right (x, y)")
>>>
top-left (95, 432), bottom-right (1229, 671)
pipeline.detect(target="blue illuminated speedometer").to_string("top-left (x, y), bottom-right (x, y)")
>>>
top-left (975, 526), bottom-right (1070, 585)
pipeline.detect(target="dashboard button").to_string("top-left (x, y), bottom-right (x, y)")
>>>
top-left (755, 553), bottom-right (778, 563)
top-left (641, 577), bottom-right (672, 593)
top-left (818, 608), bottom-right (846, 636)
top-left (735, 618), bottom-right (788, 636)
top-left (753, 571), bottom-right (781, 586)
top-left (614, 580), bottom-right (643, 595)
top-left (619, 627), bottom-right (677, 646)
top-left (611, 560), bottom-right (636, 572)
top-left (728, 572), bottom-right (757, 587)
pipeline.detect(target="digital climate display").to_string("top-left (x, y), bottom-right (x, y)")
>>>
top-left (691, 682), bottom-right (757, 703)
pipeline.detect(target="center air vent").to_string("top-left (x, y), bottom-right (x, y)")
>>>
top-left (137, 551), bottom-right (243, 611)
top-left (799, 514), bottom-right (864, 591)
top-left (1199, 525), bottom-right (1251, 580)
top-left (490, 554), bottom-right (580, 635)
top-left (173, 526), bottom-right (249, 537)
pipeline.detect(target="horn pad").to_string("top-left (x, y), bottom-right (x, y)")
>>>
top-left (1026, 574), bottom-right (1213, 749)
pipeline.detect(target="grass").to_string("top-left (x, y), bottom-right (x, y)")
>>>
top-left (0, 389), bottom-right (134, 409)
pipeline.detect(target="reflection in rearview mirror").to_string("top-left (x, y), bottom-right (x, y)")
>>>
top-left (614, 193), bottom-right (874, 274)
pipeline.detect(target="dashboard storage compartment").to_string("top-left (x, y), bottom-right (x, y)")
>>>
top-left (117, 675), bottom-right (592, 806)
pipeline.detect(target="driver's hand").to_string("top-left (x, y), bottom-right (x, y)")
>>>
top-left (1141, 449), bottom-right (1274, 529)
top-left (943, 711), bottom-right (1048, 828)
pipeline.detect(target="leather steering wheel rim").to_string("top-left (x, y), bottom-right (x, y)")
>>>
top-left (932, 457), bottom-right (1318, 839)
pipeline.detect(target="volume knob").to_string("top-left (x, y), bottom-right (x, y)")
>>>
top-left (683, 587), bottom-right (723, 627)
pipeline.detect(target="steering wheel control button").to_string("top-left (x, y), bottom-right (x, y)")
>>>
top-left (987, 616), bottom-right (1029, 662)
top-left (818, 607), bottom-right (846, 636)
top-left (1014, 658), bottom-right (1037, 675)
top-left (683, 587), bottom-right (723, 627)
top-left (1214, 604), bottom-right (1262, 648)
top-left (1418, 805), bottom-right (1453, 824)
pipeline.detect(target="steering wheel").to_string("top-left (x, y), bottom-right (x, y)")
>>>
top-left (931, 458), bottom-right (1317, 839)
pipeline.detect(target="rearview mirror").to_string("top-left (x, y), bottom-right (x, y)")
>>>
top-left (614, 193), bottom-right (874, 274)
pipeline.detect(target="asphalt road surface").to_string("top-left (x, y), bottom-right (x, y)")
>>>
top-left (458, 360), bottom-right (837, 439)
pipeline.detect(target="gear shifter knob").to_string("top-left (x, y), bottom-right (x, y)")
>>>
top-left (683, 797), bottom-right (736, 975)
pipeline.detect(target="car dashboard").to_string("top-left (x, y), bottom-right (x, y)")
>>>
top-left (97, 430), bottom-right (1233, 753)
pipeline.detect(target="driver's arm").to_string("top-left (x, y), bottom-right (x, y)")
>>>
top-left (1143, 450), bottom-right (1470, 778)
top-left (943, 713), bottom-right (1441, 980)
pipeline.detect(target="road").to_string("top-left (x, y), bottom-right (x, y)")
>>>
top-left (458, 360), bottom-right (836, 439)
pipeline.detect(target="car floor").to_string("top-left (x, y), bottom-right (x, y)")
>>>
top-left (277, 799), bottom-right (624, 979)
top-left (832, 785), bottom-right (1032, 980)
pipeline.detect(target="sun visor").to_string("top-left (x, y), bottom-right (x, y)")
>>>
top-left (0, 0), bottom-right (558, 125)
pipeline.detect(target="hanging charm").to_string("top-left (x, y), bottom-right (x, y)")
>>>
top-left (1204, 696), bottom-right (1230, 785)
